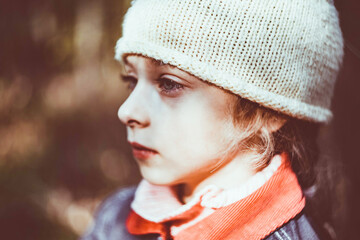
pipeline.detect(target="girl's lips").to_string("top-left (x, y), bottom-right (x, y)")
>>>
top-left (129, 142), bottom-right (158, 160)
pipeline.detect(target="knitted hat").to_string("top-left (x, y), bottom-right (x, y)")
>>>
top-left (115, 0), bottom-right (344, 123)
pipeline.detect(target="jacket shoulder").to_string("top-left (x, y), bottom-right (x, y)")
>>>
top-left (265, 214), bottom-right (320, 240)
top-left (80, 186), bottom-right (154, 240)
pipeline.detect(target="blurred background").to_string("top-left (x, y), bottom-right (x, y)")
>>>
top-left (0, 0), bottom-right (359, 239)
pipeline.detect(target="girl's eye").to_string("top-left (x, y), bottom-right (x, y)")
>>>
top-left (157, 78), bottom-right (184, 95)
top-left (121, 75), bottom-right (137, 90)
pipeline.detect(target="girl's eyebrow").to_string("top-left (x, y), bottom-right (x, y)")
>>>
top-left (150, 58), bottom-right (169, 67)
top-left (123, 56), bottom-right (192, 82)
top-left (123, 58), bottom-right (134, 69)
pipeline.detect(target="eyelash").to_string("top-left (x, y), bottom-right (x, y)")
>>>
top-left (121, 75), bottom-right (184, 96)
top-left (121, 75), bottom-right (137, 90)
top-left (156, 77), bottom-right (184, 95)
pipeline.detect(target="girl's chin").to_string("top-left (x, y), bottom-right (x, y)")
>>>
top-left (140, 171), bottom-right (181, 186)
top-left (143, 177), bottom-right (177, 186)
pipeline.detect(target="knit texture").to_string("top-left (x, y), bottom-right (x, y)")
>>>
top-left (115, 0), bottom-right (343, 122)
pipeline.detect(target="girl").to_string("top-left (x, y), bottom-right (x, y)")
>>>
top-left (82, 0), bottom-right (343, 239)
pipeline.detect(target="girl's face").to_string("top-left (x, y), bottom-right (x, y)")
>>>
top-left (118, 55), bottom-right (240, 187)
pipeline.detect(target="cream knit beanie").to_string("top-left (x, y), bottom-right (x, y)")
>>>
top-left (115, 0), bottom-right (344, 123)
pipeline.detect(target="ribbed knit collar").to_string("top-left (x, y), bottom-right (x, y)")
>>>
top-left (127, 153), bottom-right (305, 240)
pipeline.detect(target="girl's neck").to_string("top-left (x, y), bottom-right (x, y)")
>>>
top-left (180, 151), bottom-right (257, 204)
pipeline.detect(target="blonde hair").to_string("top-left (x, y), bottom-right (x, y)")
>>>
top-left (224, 95), bottom-right (319, 190)
top-left (230, 97), bottom-right (282, 171)
top-left (230, 98), bottom-right (346, 238)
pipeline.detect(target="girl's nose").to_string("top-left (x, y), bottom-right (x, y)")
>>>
top-left (118, 87), bottom-right (150, 128)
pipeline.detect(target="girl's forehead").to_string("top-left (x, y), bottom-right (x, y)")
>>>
top-left (124, 55), bottom-right (168, 68)
top-left (124, 55), bottom-right (195, 80)
top-left (123, 55), bottom-right (231, 92)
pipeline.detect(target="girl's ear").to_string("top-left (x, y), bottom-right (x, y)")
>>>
top-left (264, 116), bottom-right (288, 133)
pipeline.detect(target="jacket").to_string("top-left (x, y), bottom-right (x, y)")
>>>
top-left (80, 187), bottom-right (320, 240)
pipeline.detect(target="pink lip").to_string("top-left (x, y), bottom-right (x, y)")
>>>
top-left (129, 142), bottom-right (158, 160)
